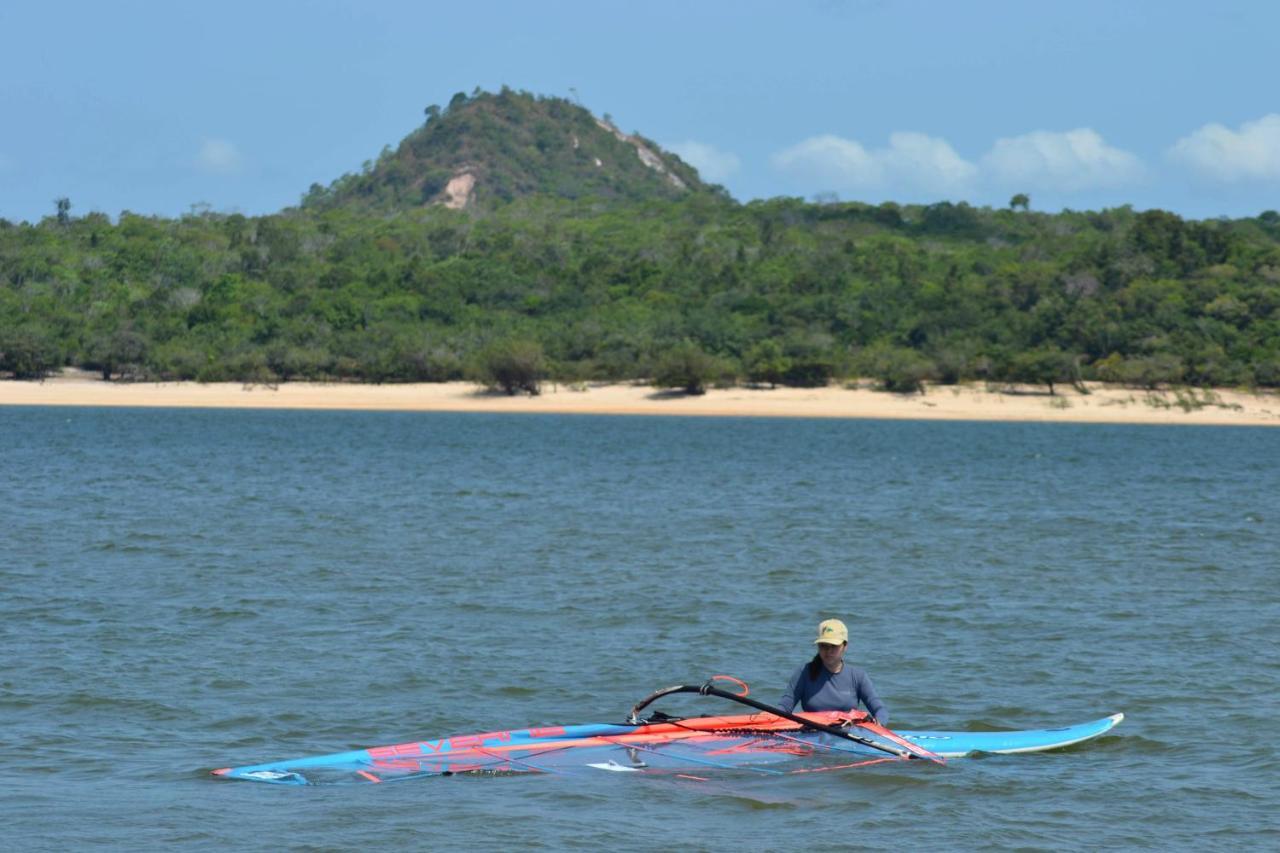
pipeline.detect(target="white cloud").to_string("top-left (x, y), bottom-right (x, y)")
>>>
top-left (196, 139), bottom-right (243, 175)
top-left (881, 132), bottom-right (977, 190)
top-left (981, 128), bottom-right (1143, 192)
top-left (772, 132), bottom-right (975, 194)
top-left (1169, 114), bottom-right (1280, 182)
top-left (668, 141), bottom-right (741, 183)
top-left (772, 134), bottom-right (882, 186)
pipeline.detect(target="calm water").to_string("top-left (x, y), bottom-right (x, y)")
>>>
top-left (2, 408), bottom-right (1277, 850)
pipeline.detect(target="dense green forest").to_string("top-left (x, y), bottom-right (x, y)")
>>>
top-left (3, 89), bottom-right (1280, 393)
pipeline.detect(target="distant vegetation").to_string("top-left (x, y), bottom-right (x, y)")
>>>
top-left (302, 88), bottom-right (712, 213)
top-left (3, 89), bottom-right (1280, 393)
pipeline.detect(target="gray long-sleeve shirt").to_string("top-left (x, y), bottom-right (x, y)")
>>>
top-left (778, 662), bottom-right (887, 723)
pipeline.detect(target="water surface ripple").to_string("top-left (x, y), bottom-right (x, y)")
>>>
top-left (3, 409), bottom-right (1277, 849)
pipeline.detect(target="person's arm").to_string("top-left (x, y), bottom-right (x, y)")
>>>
top-left (856, 671), bottom-right (887, 724)
top-left (778, 665), bottom-right (804, 713)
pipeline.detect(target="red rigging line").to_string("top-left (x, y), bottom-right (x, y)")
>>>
top-left (708, 674), bottom-right (750, 696)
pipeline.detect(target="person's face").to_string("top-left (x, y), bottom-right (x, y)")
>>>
top-left (818, 641), bottom-right (846, 670)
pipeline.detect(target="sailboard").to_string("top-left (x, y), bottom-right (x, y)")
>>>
top-left (212, 678), bottom-right (1123, 785)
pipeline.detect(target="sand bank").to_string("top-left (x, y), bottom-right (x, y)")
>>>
top-left (3, 371), bottom-right (1278, 426)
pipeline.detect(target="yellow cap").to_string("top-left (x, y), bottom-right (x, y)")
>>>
top-left (813, 618), bottom-right (848, 645)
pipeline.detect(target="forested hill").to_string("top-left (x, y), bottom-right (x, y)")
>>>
top-left (300, 88), bottom-right (716, 212)
top-left (2, 87), bottom-right (1280, 392)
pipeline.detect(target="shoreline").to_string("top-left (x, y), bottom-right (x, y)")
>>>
top-left (2, 371), bottom-right (1278, 426)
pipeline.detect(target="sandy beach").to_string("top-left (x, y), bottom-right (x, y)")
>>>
top-left (2, 370), bottom-right (1277, 426)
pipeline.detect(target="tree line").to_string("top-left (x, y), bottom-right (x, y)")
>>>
top-left (2, 195), bottom-right (1279, 395)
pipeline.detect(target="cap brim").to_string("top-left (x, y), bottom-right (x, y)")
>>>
top-left (814, 638), bottom-right (847, 645)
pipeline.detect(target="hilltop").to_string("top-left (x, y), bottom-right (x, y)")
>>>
top-left (300, 87), bottom-right (719, 212)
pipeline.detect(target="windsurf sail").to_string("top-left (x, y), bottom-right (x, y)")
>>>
top-left (212, 677), bottom-right (1122, 785)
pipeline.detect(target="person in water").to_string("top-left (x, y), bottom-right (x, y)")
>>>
top-left (778, 618), bottom-right (887, 724)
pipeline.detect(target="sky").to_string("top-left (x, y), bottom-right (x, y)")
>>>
top-left (1, 0), bottom-right (1277, 223)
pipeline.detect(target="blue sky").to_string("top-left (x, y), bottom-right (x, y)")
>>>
top-left (2, 0), bottom-right (1277, 223)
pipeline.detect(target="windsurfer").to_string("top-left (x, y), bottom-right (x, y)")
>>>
top-left (778, 618), bottom-right (887, 723)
